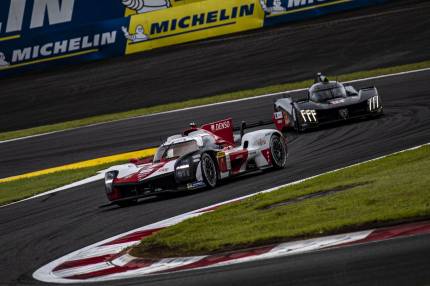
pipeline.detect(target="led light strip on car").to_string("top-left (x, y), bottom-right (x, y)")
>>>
top-left (368, 96), bottom-right (379, 111)
top-left (300, 110), bottom-right (317, 122)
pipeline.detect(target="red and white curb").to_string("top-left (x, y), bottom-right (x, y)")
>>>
top-left (33, 143), bottom-right (430, 283)
top-left (33, 204), bottom-right (430, 283)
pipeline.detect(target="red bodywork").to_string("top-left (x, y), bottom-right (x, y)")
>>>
top-left (272, 111), bottom-right (289, 132)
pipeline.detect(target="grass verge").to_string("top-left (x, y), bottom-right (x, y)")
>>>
top-left (2, 60), bottom-right (430, 142)
top-left (0, 160), bottom-right (126, 206)
top-left (130, 144), bottom-right (430, 258)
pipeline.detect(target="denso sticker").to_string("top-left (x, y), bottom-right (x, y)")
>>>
top-left (211, 120), bottom-right (231, 131)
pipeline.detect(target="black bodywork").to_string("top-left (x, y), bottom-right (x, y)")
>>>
top-left (274, 78), bottom-right (383, 131)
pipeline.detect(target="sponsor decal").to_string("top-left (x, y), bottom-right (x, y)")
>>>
top-left (148, 4), bottom-right (256, 35)
top-left (261, 0), bottom-right (353, 17)
top-left (274, 111), bottom-right (283, 120)
top-left (211, 120), bottom-right (231, 132)
top-left (329, 98), bottom-right (345, 104)
top-left (9, 31), bottom-right (116, 64)
top-left (122, 25), bottom-right (149, 42)
top-left (0, 51), bottom-right (9, 68)
top-left (137, 162), bottom-right (166, 180)
top-left (187, 181), bottom-right (206, 189)
top-left (0, 0), bottom-right (75, 36)
top-left (125, 0), bottom-right (264, 55)
top-left (217, 151), bottom-right (226, 158)
top-left (122, 0), bottom-right (171, 14)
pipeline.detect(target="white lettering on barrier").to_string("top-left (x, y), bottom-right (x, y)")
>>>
top-left (11, 31), bottom-right (117, 63)
top-left (261, 0), bottom-right (330, 15)
top-left (0, 0), bottom-right (75, 34)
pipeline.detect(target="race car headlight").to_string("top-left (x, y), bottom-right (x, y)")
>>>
top-left (176, 167), bottom-right (190, 179)
top-left (300, 110), bottom-right (317, 122)
top-left (105, 170), bottom-right (118, 193)
top-left (175, 159), bottom-right (191, 179)
top-left (176, 164), bottom-right (190, 170)
top-left (368, 96), bottom-right (380, 111)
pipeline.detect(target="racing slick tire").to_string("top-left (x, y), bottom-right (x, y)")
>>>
top-left (270, 134), bottom-right (287, 169)
top-left (201, 153), bottom-right (218, 188)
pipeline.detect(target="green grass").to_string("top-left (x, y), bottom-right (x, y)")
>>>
top-left (0, 160), bottom-right (126, 206)
top-left (1, 60), bottom-right (430, 142)
top-left (130, 145), bottom-right (430, 258)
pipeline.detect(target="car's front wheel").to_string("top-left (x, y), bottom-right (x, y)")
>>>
top-left (270, 134), bottom-right (288, 169)
top-left (201, 153), bottom-right (218, 188)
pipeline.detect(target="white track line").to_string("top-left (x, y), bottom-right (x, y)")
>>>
top-left (0, 173), bottom-right (104, 209)
top-left (1, 67), bottom-right (430, 145)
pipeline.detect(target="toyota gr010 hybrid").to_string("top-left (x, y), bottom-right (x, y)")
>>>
top-left (272, 73), bottom-right (383, 132)
top-left (104, 118), bottom-right (287, 207)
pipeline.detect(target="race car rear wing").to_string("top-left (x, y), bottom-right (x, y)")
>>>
top-left (201, 118), bottom-right (235, 145)
top-left (234, 119), bottom-right (273, 139)
top-left (197, 117), bottom-right (273, 145)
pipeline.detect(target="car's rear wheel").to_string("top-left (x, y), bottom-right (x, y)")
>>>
top-left (201, 153), bottom-right (218, 188)
top-left (270, 134), bottom-right (287, 169)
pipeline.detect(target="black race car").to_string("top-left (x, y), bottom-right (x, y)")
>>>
top-left (272, 73), bottom-right (383, 132)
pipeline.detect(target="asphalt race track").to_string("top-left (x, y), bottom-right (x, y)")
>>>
top-left (0, 0), bottom-right (430, 132)
top-left (1, 1), bottom-right (430, 285)
top-left (1, 69), bottom-right (430, 285)
top-left (1, 70), bottom-right (430, 178)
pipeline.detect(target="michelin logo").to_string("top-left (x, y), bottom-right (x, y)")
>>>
top-left (149, 4), bottom-right (255, 35)
top-left (0, 52), bottom-right (9, 68)
top-left (260, 0), bottom-right (331, 15)
top-left (122, 25), bottom-right (149, 42)
top-left (5, 31), bottom-right (116, 66)
top-left (0, 0), bottom-right (75, 34)
top-left (122, 0), bottom-right (171, 14)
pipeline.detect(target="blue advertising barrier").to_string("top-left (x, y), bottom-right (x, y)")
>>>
top-left (0, 0), bottom-right (129, 76)
top-left (0, 0), bottom-right (390, 78)
top-left (0, 17), bottom-right (129, 76)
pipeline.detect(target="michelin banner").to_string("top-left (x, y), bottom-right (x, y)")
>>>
top-left (0, 0), bottom-right (388, 77)
top-left (124, 0), bottom-right (264, 54)
top-left (0, 0), bottom-right (126, 76)
top-left (0, 0), bottom-right (263, 76)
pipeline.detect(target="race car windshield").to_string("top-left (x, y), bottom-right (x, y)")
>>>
top-left (154, 140), bottom-right (199, 162)
top-left (310, 84), bottom-right (347, 102)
